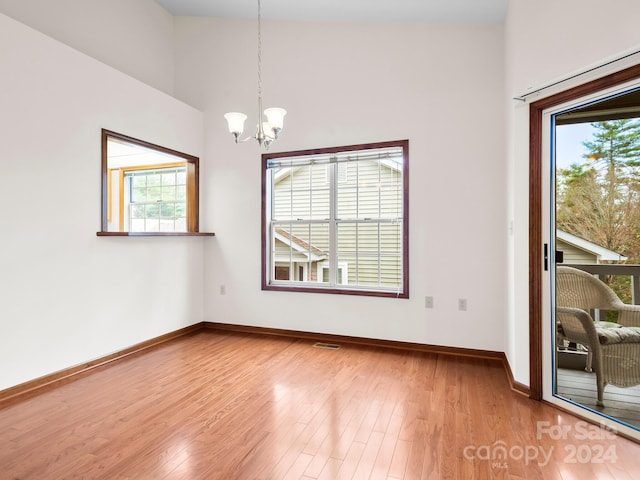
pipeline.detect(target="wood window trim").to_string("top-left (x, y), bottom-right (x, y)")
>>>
top-left (528, 63), bottom-right (640, 400)
top-left (99, 129), bottom-right (214, 237)
top-left (97, 231), bottom-right (216, 237)
top-left (261, 139), bottom-right (409, 298)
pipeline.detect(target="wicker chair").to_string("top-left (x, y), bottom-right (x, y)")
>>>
top-left (556, 266), bottom-right (640, 406)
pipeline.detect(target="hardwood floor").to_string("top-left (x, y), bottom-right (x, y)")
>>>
top-left (1, 330), bottom-right (640, 479)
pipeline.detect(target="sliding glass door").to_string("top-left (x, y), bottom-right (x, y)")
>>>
top-left (541, 83), bottom-right (640, 441)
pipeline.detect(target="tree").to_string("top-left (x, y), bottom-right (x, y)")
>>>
top-left (557, 119), bottom-right (640, 260)
top-left (583, 120), bottom-right (640, 179)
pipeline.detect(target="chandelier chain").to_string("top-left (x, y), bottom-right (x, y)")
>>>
top-left (257, 0), bottom-right (262, 101)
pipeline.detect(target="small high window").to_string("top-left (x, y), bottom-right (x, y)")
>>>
top-left (262, 140), bottom-right (409, 298)
top-left (100, 129), bottom-right (203, 235)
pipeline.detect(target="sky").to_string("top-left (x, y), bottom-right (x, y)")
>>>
top-left (555, 123), bottom-right (596, 170)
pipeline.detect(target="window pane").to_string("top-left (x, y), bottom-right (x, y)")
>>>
top-left (275, 266), bottom-right (290, 280)
top-left (337, 224), bottom-right (357, 286)
top-left (380, 256), bottom-right (402, 287)
top-left (147, 187), bottom-right (161, 202)
top-left (175, 204), bottom-right (186, 218)
top-left (146, 174), bottom-right (161, 186)
top-left (380, 223), bottom-right (402, 288)
top-left (145, 204), bottom-right (160, 218)
top-left (145, 219), bottom-right (160, 232)
top-left (291, 189), bottom-right (311, 218)
top-left (272, 223), bottom-right (329, 283)
top-left (273, 188), bottom-right (293, 219)
top-left (357, 186), bottom-right (381, 218)
top-left (336, 223), bottom-right (357, 254)
top-left (310, 187), bottom-right (330, 219)
top-left (357, 223), bottom-right (380, 254)
top-left (336, 187), bottom-right (357, 218)
top-left (380, 223), bottom-right (401, 253)
top-left (335, 222), bottom-right (401, 289)
top-left (337, 162), bottom-right (348, 183)
top-left (175, 217), bottom-right (186, 231)
top-left (131, 219), bottom-right (145, 231)
top-left (132, 187), bottom-right (147, 202)
top-left (161, 172), bottom-right (176, 185)
top-left (132, 176), bottom-right (146, 188)
top-left (159, 219), bottom-right (174, 232)
top-left (125, 169), bottom-right (186, 232)
top-left (263, 140), bottom-right (407, 296)
top-left (162, 186), bottom-right (176, 201)
top-left (272, 165), bottom-right (330, 221)
top-left (310, 164), bottom-right (330, 219)
top-left (335, 159), bottom-right (403, 220)
top-left (131, 204), bottom-right (145, 219)
top-left (160, 203), bottom-right (175, 218)
top-left (380, 185), bottom-right (402, 218)
top-left (353, 257), bottom-right (381, 287)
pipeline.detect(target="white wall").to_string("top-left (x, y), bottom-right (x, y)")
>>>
top-left (0, 0), bottom-right (175, 95)
top-left (0, 13), bottom-right (205, 391)
top-left (174, 18), bottom-right (507, 351)
top-left (3, 0), bottom-right (639, 393)
top-left (505, 0), bottom-right (640, 385)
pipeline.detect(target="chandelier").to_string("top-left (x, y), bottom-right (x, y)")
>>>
top-left (224, 0), bottom-right (286, 149)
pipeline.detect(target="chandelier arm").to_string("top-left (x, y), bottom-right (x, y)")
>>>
top-left (235, 129), bottom-right (276, 145)
top-left (236, 135), bottom-right (258, 143)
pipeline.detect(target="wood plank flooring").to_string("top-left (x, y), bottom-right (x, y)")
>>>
top-left (557, 368), bottom-right (640, 428)
top-left (1, 330), bottom-right (640, 479)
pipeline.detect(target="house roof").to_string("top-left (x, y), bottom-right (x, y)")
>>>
top-left (556, 230), bottom-right (627, 262)
top-left (274, 228), bottom-right (327, 260)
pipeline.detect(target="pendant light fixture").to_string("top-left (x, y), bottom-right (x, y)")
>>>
top-left (224, 0), bottom-right (286, 149)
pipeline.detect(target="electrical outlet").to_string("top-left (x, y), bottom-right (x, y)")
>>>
top-left (425, 296), bottom-right (434, 308)
top-left (220, 285), bottom-right (226, 295)
top-left (458, 298), bottom-right (467, 311)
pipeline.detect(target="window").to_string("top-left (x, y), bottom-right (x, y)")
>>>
top-left (100, 129), bottom-right (204, 235)
top-left (124, 165), bottom-right (187, 232)
top-left (262, 140), bottom-right (409, 297)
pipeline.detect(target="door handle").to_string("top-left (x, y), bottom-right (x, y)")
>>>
top-left (544, 243), bottom-right (549, 271)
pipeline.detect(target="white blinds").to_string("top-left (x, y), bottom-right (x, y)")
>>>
top-left (266, 146), bottom-right (403, 169)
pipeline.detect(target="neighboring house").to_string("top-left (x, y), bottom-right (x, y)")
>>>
top-left (271, 158), bottom-right (403, 288)
top-left (556, 229), bottom-right (627, 265)
top-left (273, 227), bottom-right (328, 281)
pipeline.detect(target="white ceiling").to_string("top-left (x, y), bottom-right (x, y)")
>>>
top-left (154, 0), bottom-right (507, 24)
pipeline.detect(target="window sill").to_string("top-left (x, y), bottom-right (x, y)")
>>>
top-left (263, 283), bottom-right (408, 299)
top-left (96, 232), bottom-right (215, 237)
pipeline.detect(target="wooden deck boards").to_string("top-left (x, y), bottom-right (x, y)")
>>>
top-left (557, 367), bottom-right (640, 428)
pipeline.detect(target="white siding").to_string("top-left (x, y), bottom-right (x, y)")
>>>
top-left (556, 239), bottom-right (598, 265)
top-left (272, 159), bottom-right (403, 288)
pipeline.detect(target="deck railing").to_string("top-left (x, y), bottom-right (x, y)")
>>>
top-left (562, 263), bottom-right (640, 305)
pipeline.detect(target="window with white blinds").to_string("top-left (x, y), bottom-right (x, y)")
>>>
top-left (262, 140), bottom-right (409, 298)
